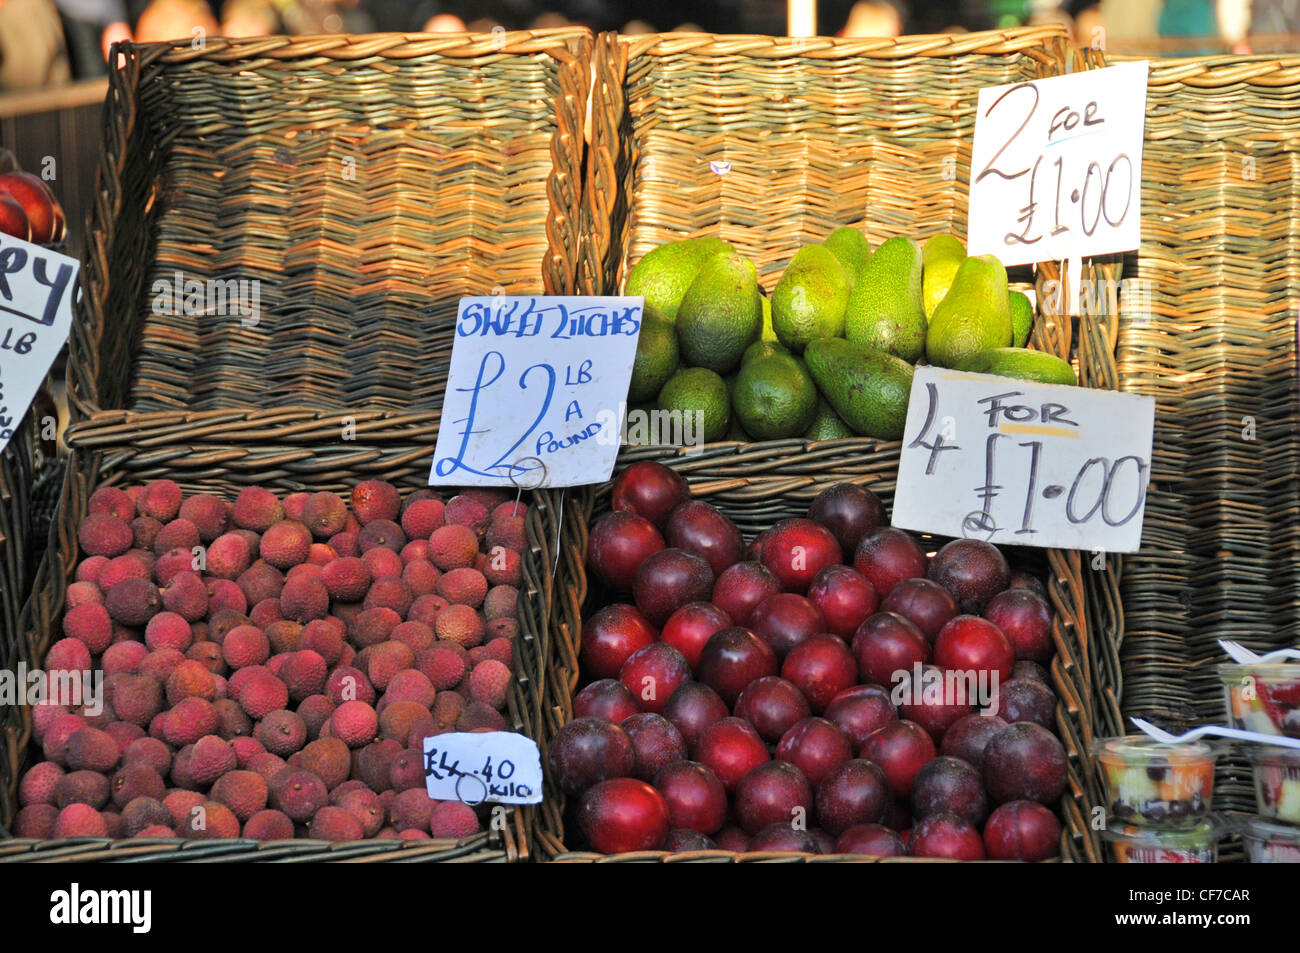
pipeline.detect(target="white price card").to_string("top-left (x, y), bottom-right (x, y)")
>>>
top-left (892, 367), bottom-right (1155, 554)
top-left (423, 731), bottom-right (543, 805)
top-left (967, 61), bottom-right (1149, 266)
top-left (429, 295), bottom-right (643, 489)
top-left (0, 234), bottom-right (78, 454)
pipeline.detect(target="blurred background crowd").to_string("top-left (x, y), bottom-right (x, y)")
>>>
top-left (0, 0), bottom-right (1295, 90)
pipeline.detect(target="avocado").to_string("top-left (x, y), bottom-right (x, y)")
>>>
top-left (921, 234), bottom-right (966, 319)
top-left (627, 311), bottom-right (679, 403)
top-left (843, 236), bottom-right (927, 363)
top-left (804, 337), bottom-right (914, 440)
top-left (771, 245), bottom-right (851, 353)
top-left (675, 254), bottom-right (763, 374)
top-left (624, 236), bottom-right (734, 324)
top-left (823, 227), bottom-right (872, 288)
top-left (732, 351), bottom-right (819, 440)
top-left (657, 366), bottom-right (731, 444)
top-left (925, 254), bottom-right (1012, 369)
top-left (954, 347), bottom-right (1076, 386)
top-left (1009, 290), bottom-right (1034, 348)
top-left (804, 397), bottom-right (856, 441)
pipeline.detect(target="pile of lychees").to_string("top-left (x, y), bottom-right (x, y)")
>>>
top-left (15, 479), bottom-right (527, 843)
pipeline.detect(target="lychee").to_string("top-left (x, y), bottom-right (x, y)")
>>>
top-left (379, 701), bottom-right (430, 747)
top-left (338, 788), bottom-right (385, 837)
top-left (297, 737), bottom-right (350, 790)
top-left (111, 674), bottom-right (163, 726)
top-left (221, 625), bottom-right (270, 669)
top-left (53, 803), bottom-right (108, 838)
top-left (180, 800), bottom-right (240, 839)
top-left (445, 495), bottom-right (491, 538)
top-left (331, 700), bottom-right (380, 748)
top-left (105, 577), bottom-right (162, 626)
top-left (179, 494), bottom-right (230, 543)
top-left (123, 737), bottom-right (171, 777)
top-left (457, 701), bottom-right (506, 732)
top-left (298, 619), bottom-right (344, 665)
top-left (153, 519), bottom-right (200, 556)
top-left (89, 486), bottom-right (135, 521)
top-left (351, 481), bottom-right (401, 524)
top-left (206, 532), bottom-right (252, 580)
top-left (19, 761), bottom-right (64, 806)
top-left (259, 521), bottom-right (312, 570)
top-left (263, 620), bottom-right (302, 655)
top-left (233, 487), bottom-right (284, 532)
top-left (145, 611), bottom-right (193, 652)
top-left (280, 650), bottom-right (327, 701)
top-left (98, 553), bottom-right (151, 592)
top-left (428, 524), bottom-right (478, 571)
top-left (62, 602), bottom-right (113, 654)
top-left (211, 770), bottom-right (268, 821)
top-left (390, 788), bottom-right (436, 832)
top-left (55, 770), bottom-right (111, 809)
top-left (382, 669), bottom-right (436, 709)
top-left (483, 547), bottom-right (522, 587)
top-left (162, 571), bottom-right (209, 621)
top-left (235, 671), bottom-right (288, 719)
top-left (110, 764), bottom-right (166, 809)
top-left (121, 796), bottom-right (172, 836)
top-left (430, 800), bottom-right (480, 839)
top-left (366, 642), bottom-right (415, 691)
top-left (188, 735), bottom-right (237, 786)
top-left (417, 645), bottom-right (468, 691)
top-left (214, 697), bottom-right (252, 738)
top-left (307, 805), bottom-right (362, 841)
top-left (388, 747), bottom-right (426, 793)
top-left (361, 546), bottom-right (404, 581)
top-left (131, 516), bottom-right (163, 551)
top-left (165, 659), bottom-right (217, 705)
top-left (237, 561), bottom-right (285, 606)
top-left (434, 604), bottom-right (484, 648)
top-left (402, 499), bottom-right (446, 540)
top-left (65, 727), bottom-right (120, 772)
top-left (364, 575), bottom-right (414, 616)
top-left (243, 809), bottom-right (295, 839)
top-left (358, 519), bottom-right (406, 554)
top-left (467, 659), bottom-right (512, 711)
top-left (487, 513), bottom-right (527, 553)
top-left (296, 694), bottom-right (336, 740)
top-left (256, 709), bottom-right (307, 756)
top-left (280, 575), bottom-right (329, 623)
top-left (42, 714), bottom-right (90, 766)
top-left (136, 480), bottom-right (182, 521)
top-left (79, 512), bottom-right (133, 558)
top-left (325, 666), bottom-right (375, 706)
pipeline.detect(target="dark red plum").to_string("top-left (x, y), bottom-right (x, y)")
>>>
top-left (807, 565), bottom-right (878, 639)
top-left (632, 548), bottom-right (714, 626)
top-left (734, 676), bottom-right (811, 743)
top-left (881, 577), bottom-right (958, 643)
top-left (851, 612), bottom-right (930, 688)
top-left (611, 462), bottom-right (690, 529)
top-left (927, 539), bottom-right (1010, 614)
top-left (992, 678), bottom-right (1056, 730)
top-left (661, 682), bottom-right (730, 754)
top-left (933, 615), bottom-right (1016, 684)
top-left (653, 760), bottom-right (727, 835)
top-left (666, 501), bottom-right (744, 578)
top-left (895, 664), bottom-right (975, 744)
top-left (695, 717), bottom-right (770, 794)
top-left (815, 758), bottom-right (891, 835)
top-left (775, 717), bottom-right (853, 787)
top-left (781, 633), bottom-right (858, 714)
top-left (619, 642), bottom-right (692, 714)
top-left (910, 755), bottom-right (988, 825)
top-left (735, 761), bottom-right (813, 834)
top-left (983, 588), bottom-right (1054, 664)
top-left (749, 592), bottom-right (824, 659)
top-left (853, 528), bottom-right (927, 599)
top-left (982, 723), bottom-right (1068, 805)
top-left (548, 716), bottom-right (635, 796)
top-left (697, 626), bottom-right (778, 706)
top-left (712, 561), bottom-right (782, 628)
top-left (860, 719), bottom-right (937, 800)
top-left (808, 483), bottom-right (886, 554)
top-left (663, 829), bottom-right (717, 852)
top-left (939, 712), bottom-right (1008, 771)
top-left (621, 712), bottom-right (688, 781)
top-left (1007, 569), bottom-right (1049, 599)
top-left (909, 811), bottom-right (985, 860)
top-left (824, 684), bottom-right (898, 750)
top-left (588, 511), bottom-right (665, 590)
top-left (983, 800), bottom-right (1061, 861)
top-left (759, 519), bottom-right (842, 594)
top-left (714, 826), bottom-right (750, 852)
top-left (580, 603), bottom-right (656, 680)
top-left (573, 678), bottom-right (641, 723)
top-left (660, 602), bottom-right (732, 670)
top-left (748, 823), bottom-right (823, 853)
top-left (835, 823), bottom-right (906, 856)
top-left (1013, 660), bottom-right (1052, 684)
top-left (577, 777), bottom-right (670, 853)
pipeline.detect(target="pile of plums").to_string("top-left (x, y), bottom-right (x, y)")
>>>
top-left (550, 463), bottom-right (1067, 860)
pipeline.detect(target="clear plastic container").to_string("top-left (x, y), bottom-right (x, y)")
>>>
top-left (1248, 745), bottom-right (1300, 824)
top-left (1101, 820), bottom-right (1218, 863)
top-left (1240, 816), bottom-right (1300, 863)
top-left (1219, 663), bottom-right (1300, 738)
top-left (1093, 735), bottom-right (1215, 827)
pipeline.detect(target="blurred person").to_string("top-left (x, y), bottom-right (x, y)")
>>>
top-left (1158, 0), bottom-right (1217, 39)
top-left (422, 11), bottom-right (465, 29)
top-left (465, 16), bottom-right (502, 30)
top-left (1072, 2), bottom-right (1104, 46)
top-left (1216, 0), bottom-right (1251, 50)
top-left (1251, 0), bottom-right (1300, 37)
top-left (530, 10), bottom-right (567, 27)
top-left (52, 0), bottom-right (130, 76)
top-left (840, 0), bottom-right (904, 35)
top-left (621, 17), bottom-right (653, 31)
top-left (671, 20), bottom-right (701, 30)
top-left (0, 0), bottom-right (72, 88)
top-left (134, 0), bottom-right (218, 40)
top-left (220, 0), bottom-right (276, 34)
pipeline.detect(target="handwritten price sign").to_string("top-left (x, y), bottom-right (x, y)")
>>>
top-left (0, 234), bottom-right (78, 453)
top-left (428, 295), bottom-right (643, 489)
top-left (967, 62), bottom-right (1148, 266)
top-left (892, 367), bottom-right (1155, 554)
top-left (423, 732), bottom-right (543, 805)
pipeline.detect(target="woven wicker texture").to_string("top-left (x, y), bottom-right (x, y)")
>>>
top-left (1097, 53), bottom-right (1300, 820)
top-left (542, 454), bottom-right (1092, 861)
top-left (2, 421), bottom-right (563, 862)
top-left (67, 31), bottom-right (589, 419)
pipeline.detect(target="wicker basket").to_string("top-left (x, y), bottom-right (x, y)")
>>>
top-left (0, 418), bottom-right (563, 862)
top-left (543, 453), bottom-right (1097, 861)
top-left (1087, 52), bottom-right (1300, 824)
top-left (535, 27), bottom-right (1112, 862)
top-left (69, 30), bottom-right (589, 419)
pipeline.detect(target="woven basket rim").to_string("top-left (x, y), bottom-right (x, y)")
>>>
top-left (122, 28), bottom-right (593, 65)
top-left (1112, 51), bottom-right (1300, 87)
top-left (610, 25), bottom-right (1069, 59)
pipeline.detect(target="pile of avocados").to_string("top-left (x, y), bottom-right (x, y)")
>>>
top-left (624, 229), bottom-right (1074, 444)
